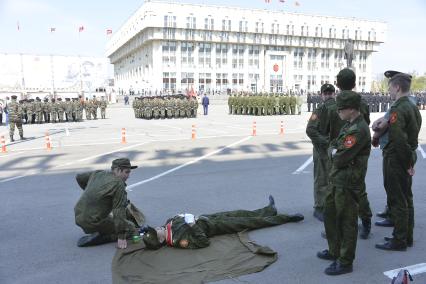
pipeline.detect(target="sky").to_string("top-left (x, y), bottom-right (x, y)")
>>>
top-left (1, 0), bottom-right (426, 78)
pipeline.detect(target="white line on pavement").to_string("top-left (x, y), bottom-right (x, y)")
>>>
top-left (292, 155), bottom-right (313, 175)
top-left (0, 141), bottom-right (152, 184)
top-left (384, 263), bottom-right (426, 279)
top-left (127, 136), bottom-right (253, 191)
top-left (417, 145), bottom-right (426, 159)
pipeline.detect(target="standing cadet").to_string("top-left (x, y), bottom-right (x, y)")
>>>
top-left (84, 98), bottom-right (91, 120)
top-left (318, 90), bottom-right (371, 275)
top-left (65, 98), bottom-right (73, 122)
top-left (335, 68), bottom-right (373, 239)
top-left (306, 84), bottom-right (336, 222)
top-left (296, 93), bottom-right (303, 115)
top-left (43, 98), bottom-right (50, 123)
top-left (142, 196), bottom-right (304, 250)
top-left (74, 158), bottom-right (144, 249)
top-left (91, 96), bottom-right (98, 119)
top-left (50, 98), bottom-right (57, 123)
top-left (7, 95), bottom-right (25, 141)
top-left (375, 72), bottom-right (421, 251)
top-left (57, 98), bottom-right (65, 122)
top-left (202, 93), bottom-right (209, 115)
top-left (35, 97), bottom-right (43, 123)
top-left (26, 99), bottom-right (35, 124)
top-left (100, 97), bottom-right (108, 119)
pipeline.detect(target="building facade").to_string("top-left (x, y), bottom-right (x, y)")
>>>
top-left (106, 1), bottom-right (386, 94)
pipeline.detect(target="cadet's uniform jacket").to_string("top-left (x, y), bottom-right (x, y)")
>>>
top-left (74, 171), bottom-right (142, 239)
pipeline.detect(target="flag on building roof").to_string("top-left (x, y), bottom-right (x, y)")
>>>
top-left (106, 29), bottom-right (112, 35)
top-left (78, 26), bottom-right (84, 32)
top-left (50, 27), bottom-right (56, 32)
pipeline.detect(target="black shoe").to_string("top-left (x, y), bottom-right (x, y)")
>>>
top-left (376, 207), bottom-right (390, 219)
top-left (375, 218), bottom-right (394, 227)
top-left (375, 241), bottom-right (407, 251)
top-left (384, 237), bottom-right (413, 247)
top-left (317, 249), bottom-right (335, 260)
top-left (359, 218), bottom-right (371, 240)
top-left (288, 213), bottom-right (304, 222)
top-left (20, 136), bottom-right (26, 140)
top-left (313, 209), bottom-right (324, 222)
top-left (268, 195), bottom-right (277, 214)
top-left (324, 261), bottom-right (353, 275)
top-left (77, 233), bottom-right (113, 247)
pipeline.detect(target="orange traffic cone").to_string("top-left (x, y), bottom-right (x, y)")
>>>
top-left (191, 124), bottom-right (196, 140)
top-left (45, 132), bottom-right (52, 150)
top-left (1, 136), bottom-right (6, 153)
top-left (252, 121), bottom-right (257, 136)
top-left (280, 121), bottom-right (284, 135)
top-left (121, 128), bottom-right (126, 144)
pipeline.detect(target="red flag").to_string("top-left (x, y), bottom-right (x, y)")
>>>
top-left (50, 27), bottom-right (56, 32)
top-left (78, 26), bottom-right (84, 32)
top-left (17, 21), bottom-right (20, 31)
top-left (295, 1), bottom-right (300, 6)
top-left (106, 29), bottom-right (112, 35)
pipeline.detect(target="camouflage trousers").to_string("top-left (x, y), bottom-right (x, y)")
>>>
top-left (101, 109), bottom-right (106, 119)
top-left (324, 184), bottom-right (359, 266)
top-left (9, 120), bottom-right (23, 137)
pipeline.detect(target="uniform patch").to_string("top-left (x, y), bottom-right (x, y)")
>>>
top-left (390, 112), bottom-right (398, 124)
top-left (310, 113), bottom-right (318, 121)
top-left (344, 135), bottom-right (356, 148)
top-left (179, 239), bottom-right (189, 248)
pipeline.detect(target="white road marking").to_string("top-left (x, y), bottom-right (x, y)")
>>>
top-left (0, 141), bottom-right (152, 184)
top-left (292, 155), bottom-right (313, 175)
top-left (417, 145), bottom-right (426, 159)
top-left (127, 136), bottom-right (253, 191)
top-left (384, 263), bottom-right (426, 279)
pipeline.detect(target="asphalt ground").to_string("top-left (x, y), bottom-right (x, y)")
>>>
top-left (0, 103), bottom-right (425, 284)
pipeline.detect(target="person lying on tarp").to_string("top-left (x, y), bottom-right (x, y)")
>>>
top-left (74, 158), bottom-right (144, 249)
top-left (142, 195), bottom-right (304, 249)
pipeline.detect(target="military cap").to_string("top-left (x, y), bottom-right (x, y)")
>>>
top-left (142, 226), bottom-right (163, 250)
top-left (384, 70), bottom-right (412, 79)
top-left (11, 95), bottom-right (18, 99)
top-left (111, 158), bottom-right (137, 169)
top-left (65, 98), bottom-right (70, 101)
top-left (336, 90), bottom-right (360, 110)
top-left (321, 83), bottom-right (335, 93)
top-left (58, 98), bottom-right (62, 101)
top-left (336, 68), bottom-right (356, 90)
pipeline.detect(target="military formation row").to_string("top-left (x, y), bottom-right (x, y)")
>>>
top-left (132, 96), bottom-right (199, 119)
top-left (308, 92), bottom-right (426, 113)
top-left (15, 97), bottom-right (108, 123)
top-left (227, 94), bottom-right (303, 116)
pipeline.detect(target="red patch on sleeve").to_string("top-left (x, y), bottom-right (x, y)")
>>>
top-left (344, 135), bottom-right (356, 148)
top-left (310, 113), bottom-right (318, 121)
top-left (390, 112), bottom-right (398, 124)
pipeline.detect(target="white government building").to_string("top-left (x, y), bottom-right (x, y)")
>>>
top-left (106, 1), bottom-right (386, 94)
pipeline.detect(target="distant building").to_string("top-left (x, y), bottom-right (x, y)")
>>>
top-left (106, 1), bottom-right (386, 93)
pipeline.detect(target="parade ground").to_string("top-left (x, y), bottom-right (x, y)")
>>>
top-left (1, 102), bottom-right (425, 284)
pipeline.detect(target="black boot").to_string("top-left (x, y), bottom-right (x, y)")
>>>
top-left (77, 232), bottom-right (114, 247)
top-left (375, 218), bottom-right (394, 227)
top-left (359, 218), bottom-right (371, 239)
top-left (20, 134), bottom-right (25, 140)
top-left (10, 135), bottom-right (14, 142)
top-left (376, 206), bottom-right (389, 219)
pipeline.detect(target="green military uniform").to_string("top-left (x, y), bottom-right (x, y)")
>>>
top-left (323, 91), bottom-right (371, 272)
top-left (74, 158), bottom-right (144, 247)
top-left (34, 97), bottom-right (43, 123)
top-left (143, 197), bottom-right (303, 250)
top-left (7, 95), bottom-right (24, 141)
top-left (100, 98), bottom-right (107, 119)
top-left (91, 98), bottom-right (98, 119)
top-left (306, 84), bottom-right (336, 219)
top-left (381, 92), bottom-right (421, 248)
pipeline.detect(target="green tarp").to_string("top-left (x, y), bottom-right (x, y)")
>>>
top-left (112, 232), bottom-right (278, 284)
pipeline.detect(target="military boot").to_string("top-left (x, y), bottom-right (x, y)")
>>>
top-left (359, 218), bottom-right (371, 239)
top-left (10, 135), bottom-right (14, 142)
top-left (20, 134), bottom-right (25, 140)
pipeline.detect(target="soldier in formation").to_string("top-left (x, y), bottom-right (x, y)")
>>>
top-left (227, 92), bottom-right (303, 116)
top-left (133, 95), bottom-right (198, 120)
top-left (7, 95), bottom-right (25, 142)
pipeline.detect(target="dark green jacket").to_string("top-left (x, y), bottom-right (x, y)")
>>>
top-left (74, 171), bottom-right (132, 239)
top-left (384, 96), bottom-right (422, 169)
top-left (329, 115), bottom-right (371, 188)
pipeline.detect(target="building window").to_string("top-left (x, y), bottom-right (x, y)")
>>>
top-left (199, 73), bottom-right (212, 91)
top-left (222, 19), bottom-right (231, 31)
top-left (199, 43), bottom-right (212, 68)
top-left (181, 72), bottom-right (194, 89)
top-left (293, 48), bottom-right (304, 69)
top-left (216, 73), bottom-right (228, 90)
top-left (248, 45), bottom-right (260, 68)
top-left (181, 42), bottom-right (195, 67)
top-left (204, 17), bottom-right (214, 30)
top-left (215, 43), bottom-right (228, 68)
top-left (164, 15), bottom-right (176, 28)
top-left (162, 41), bottom-right (177, 66)
top-left (186, 16), bottom-right (196, 29)
top-left (163, 72), bottom-right (176, 91)
top-left (232, 44), bottom-right (244, 69)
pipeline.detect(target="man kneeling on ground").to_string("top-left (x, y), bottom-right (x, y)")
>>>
top-left (74, 158), bottom-right (144, 249)
top-left (142, 195), bottom-right (304, 250)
